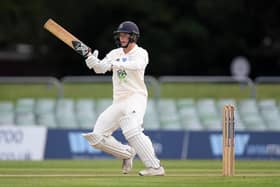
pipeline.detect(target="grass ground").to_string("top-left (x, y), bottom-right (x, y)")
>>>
top-left (2, 83), bottom-right (280, 101)
top-left (0, 160), bottom-right (280, 187)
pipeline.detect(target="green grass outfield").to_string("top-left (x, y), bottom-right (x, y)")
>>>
top-left (1, 82), bottom-right (280, 101)
top-left (1, 160), bottom-right (280, 187)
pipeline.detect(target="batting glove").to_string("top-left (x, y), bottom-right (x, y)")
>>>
top-left (85, 50), bottom-right (100, 69)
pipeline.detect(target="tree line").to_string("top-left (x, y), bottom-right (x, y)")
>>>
top-left (0, 0), bottom-right (279, 77)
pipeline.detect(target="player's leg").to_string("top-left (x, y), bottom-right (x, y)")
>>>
top-left (82, 132), bottom-right (135, 159)
top-left (82, 103), bottom-right (135, 173)
top-left (120, 94), bottom-right (165, 176)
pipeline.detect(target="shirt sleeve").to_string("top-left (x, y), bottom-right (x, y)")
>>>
top-left (92, 58), bottom-right (112, 74)
top-left (93, 51), bottom-right (115, 73)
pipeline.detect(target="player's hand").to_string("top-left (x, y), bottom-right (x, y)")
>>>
top-left (85, 50), bottom-right (99, 69)
top-left (92, 49), bottom-right (99, 58)
top-left (111, 60), bottom-right (120, 67)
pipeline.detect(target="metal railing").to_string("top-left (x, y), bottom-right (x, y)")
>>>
top-left (0, 75), bottom-right (260, 99)
top-left (61, 76), bottom-right (112, 83)
top-left (255, 76), bottom-right (280, 84)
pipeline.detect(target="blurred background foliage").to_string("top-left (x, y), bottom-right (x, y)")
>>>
top-left (0, 0), bottom-right (280, 78)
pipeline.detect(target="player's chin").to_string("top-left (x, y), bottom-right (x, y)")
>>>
top-left (120, 43), bottom-right (128, 47)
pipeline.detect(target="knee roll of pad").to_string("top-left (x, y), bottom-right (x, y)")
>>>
top-left (82, 132), bottom-right (103, 146)
top-left (120, 113), bottom-right (142, 140)
top-left (82, 132), bottom-right (133, 159)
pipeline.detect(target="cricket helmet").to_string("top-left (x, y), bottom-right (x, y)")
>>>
top-left (114, 21), bottom-right (140, 47)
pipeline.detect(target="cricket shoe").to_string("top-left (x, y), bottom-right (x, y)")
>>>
top-left (122, 147), bottom-right (136, 174)
top-left (139, 166), bottom-right (165, 176)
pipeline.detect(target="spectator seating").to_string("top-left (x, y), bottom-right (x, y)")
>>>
top-left (239, 99), bottom-right (266, 130)
top-left (258, 99), bottom-right (280, 131)
top-left (197, 98), bottom-right (221, 130)
top-left (35, 98), bottom-right (56, 128)
top-left (15, 98), bottom-right (36, 126)
top-left (56, 99), bottom-right (76, 128)
top-left (1, 97), bottom-right (280, 131)
top-left (176, 98), bottom-right (202, 130)
top-left (0, 101), bottom-right (14, 125)
top-left (157, 99), bottom-right (182, 130)
top-left (144, 99), bottom-right (161, 130)
top-left (76, 99), bottom-right (96, 129)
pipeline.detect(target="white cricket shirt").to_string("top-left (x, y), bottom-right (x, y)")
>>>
top-left (105, 45), bottom-right (148, 101)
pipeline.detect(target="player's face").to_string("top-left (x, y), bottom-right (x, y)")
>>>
top-left (119, 33), bottom-right (130, 47)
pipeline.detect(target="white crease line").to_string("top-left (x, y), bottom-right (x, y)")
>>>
top-left (0, 173), bottom-right (280, 177)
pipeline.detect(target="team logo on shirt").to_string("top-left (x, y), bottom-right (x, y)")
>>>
top-left (121, 57), bottom-right (127, 62)
top-left (115, 57), bottom-right (127, 62)
top-left (117, 69), bottom-right (127, 80)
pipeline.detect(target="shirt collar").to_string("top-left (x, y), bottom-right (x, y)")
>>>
top-left (120, 44), bottom-right (138, 55)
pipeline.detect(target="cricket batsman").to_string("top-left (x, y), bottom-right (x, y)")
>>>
top-left (82, 21), bottom-right (165, 176)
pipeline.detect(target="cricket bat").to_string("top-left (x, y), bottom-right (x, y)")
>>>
top-left (43, 18), bottom-right (91, 58)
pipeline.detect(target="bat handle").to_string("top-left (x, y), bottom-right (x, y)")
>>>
top-left (86, 48), bottom-right (92, 58)
top-left (72, 40), bottom-right (92, 58)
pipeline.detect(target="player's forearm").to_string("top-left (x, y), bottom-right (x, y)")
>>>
top-left (92, 61), bottom-right (112, 74)
top-left (85, 51), bottom-right (112, 74)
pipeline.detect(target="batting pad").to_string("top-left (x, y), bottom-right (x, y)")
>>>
top-left (128, 133), bottom-right (160, 168)
top-left (82, 132), bottom-right (133, 159)
top-left (119, 113), bottom-right (160, 168)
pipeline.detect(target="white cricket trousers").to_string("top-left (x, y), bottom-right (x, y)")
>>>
top-left (93, 94), bottom-right (147, 136)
